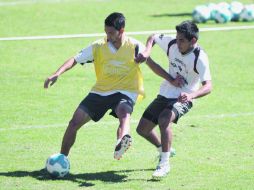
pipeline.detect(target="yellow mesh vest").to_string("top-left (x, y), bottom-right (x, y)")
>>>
top-left (91, 37), bottom-right (144, 100)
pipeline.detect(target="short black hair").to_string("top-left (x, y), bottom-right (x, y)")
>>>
top-left (105, 12), bottom-right (125, 31)
top-left (176, 20), bottom-right (199, 41)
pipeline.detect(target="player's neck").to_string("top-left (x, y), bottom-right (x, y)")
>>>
top-left (181, 43), bottom-right (197, 55)
top-left (181, 47), bottom-right (194, 55)
top-left (113, 34), bottom-right (125, 49)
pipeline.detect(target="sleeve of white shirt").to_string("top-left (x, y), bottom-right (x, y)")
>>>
top-left (154, 34), bottom-right (175, 54)
top-left (129, 37), bottom-right (145, 53)
top-left (196, 51), bottom-right (212, 82)
top-left (136, 40), bottom-right (145, 53)
top-left (74, 45), bottom-right (94, 65)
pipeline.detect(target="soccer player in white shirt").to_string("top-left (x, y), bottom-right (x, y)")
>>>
top-left (135, 20), bottom-right (212, 178)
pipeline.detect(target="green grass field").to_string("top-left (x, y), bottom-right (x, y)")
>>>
top-left (1, 0), bottom-right (254, 189)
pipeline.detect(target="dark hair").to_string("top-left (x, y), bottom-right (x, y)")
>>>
top-left (105, 12), bottom-right (125, 31)
top-left (176, 20), bottom-right (199, 41)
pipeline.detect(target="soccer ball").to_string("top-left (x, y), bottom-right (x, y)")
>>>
top-left (218, 2), bottom-right (230, 10)
top-left (45, 153), bottom-right (70, 178)
top-left (214, 7), bottom-right (232, 23)
top-left (240, 5), bottom-right (254, 22)
top-left (192, 5), bottom-right (211, 23)
top-left (230, 1), bottom-right (244, 21)
top-left (207, 3), bottom-right (219, 20)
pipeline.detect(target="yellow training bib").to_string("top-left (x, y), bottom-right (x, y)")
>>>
top-left (91, 37), bottom-right (145, 100)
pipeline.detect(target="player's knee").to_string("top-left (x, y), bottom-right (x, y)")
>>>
top-left (136, 118), bottom-right (154, 137)
top-left (117, 111), bottom-right (129, 119)
top-left (136, 124), bottom-right (148, 137)
top-left (68, 119), bottom-right (81, 131)
top-left (158, 114), bottom-right (172, 128)
top-left (116, 104), bottom-right (131, 118)
top-left (136, 126), bottom-right (144, 136)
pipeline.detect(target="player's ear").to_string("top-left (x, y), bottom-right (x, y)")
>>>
top-left (119, 28), bottom-right (124, 34)
top-left (191, 37), bottom-right (197, 45)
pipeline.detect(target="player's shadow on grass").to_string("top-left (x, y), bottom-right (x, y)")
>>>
top-left (0, 168), bottom-right (155, 187)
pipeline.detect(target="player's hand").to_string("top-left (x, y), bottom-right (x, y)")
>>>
top-left (135, 52), bottom-right (148, 63)
top-left (171, 74), bottom-right (185, 88)
top-left (44, 74), bottom-right (58, 89)
top-left (178, 92), bottom-right (192, 103)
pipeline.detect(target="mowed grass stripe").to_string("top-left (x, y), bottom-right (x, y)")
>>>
top-left (1, 112), bottom-right (254, 131)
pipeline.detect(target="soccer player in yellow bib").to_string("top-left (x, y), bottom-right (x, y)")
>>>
top-left (44, 12), bottom-right (175, 161)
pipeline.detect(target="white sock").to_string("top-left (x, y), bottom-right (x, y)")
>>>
top-left (161, 152), bottom-right (170, 163)
top-left (157, 146), bottom-right (173, 154)
top-left (157, 146), bottom-right (162, 153)
top-left (116, 139), bottom-right (121, 145)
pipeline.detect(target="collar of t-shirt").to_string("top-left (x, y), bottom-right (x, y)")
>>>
top-left (108, 41), bottom-right (118, 53)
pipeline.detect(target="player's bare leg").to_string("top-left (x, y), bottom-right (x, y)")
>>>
top-left (152, 109), bottom-right (175, 178)
top-left (158, 109), bottom-right (175, 152)
top-left (137, 118), bottom-right (176, 158)
top-left (114, 102), bottom-right (132, 160)
top-left (136, 118), bottom-right (160, 146)
top-left (60, 108), bottom-right (91, 156)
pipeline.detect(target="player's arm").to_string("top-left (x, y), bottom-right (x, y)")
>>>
top-left (178, 80), bottom-right (212, 103)
top-left (44, 58), bottom-right (77, 89)
top-left (142, 34), bottom-right (156, 58)
top-left (146, 57), bottom-right (185, 88)
top-left (192, 80), bottom-right (212, 99)
top-left (135, 34), bottom-right (156, 63)
top-left (190, 53), bottom-right (212, 99)
top-left (178, 54), bottom-right (212, 102)
top-left (44, 44), bottom-right (94, 89)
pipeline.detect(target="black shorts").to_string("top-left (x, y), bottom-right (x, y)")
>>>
top-left (79, 92), bottom-right (134, 122)
top-left (142, 95), bottom-right (193, 124)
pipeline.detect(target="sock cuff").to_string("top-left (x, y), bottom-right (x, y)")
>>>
top-left (161, 152), bottom-right (170, 162)
top-left (157, 146), bottom-right (162, 153)
top-left (116, 139), bottom-right (121, 145)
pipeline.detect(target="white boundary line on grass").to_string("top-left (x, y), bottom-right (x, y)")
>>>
top-left (1, 112), bottom-right (254, 131)
top-left (0, 0), bottom-right (110, 6)
top-left (1, 25), bottom-right (254, 41)
top-left (0, 0), bottom-right (64, 6)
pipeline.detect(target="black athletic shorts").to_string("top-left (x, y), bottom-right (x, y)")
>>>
top-left (79, 92), bottom-right (134, 122)
top-left (142, 95), bottom-right (193, 124)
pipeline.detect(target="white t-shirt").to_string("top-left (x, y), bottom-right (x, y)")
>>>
top-left (154, 34), bottom-right (212, 99)
top-left (74, 37), bottom-right (145, 102)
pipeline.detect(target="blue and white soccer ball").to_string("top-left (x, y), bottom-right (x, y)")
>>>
top-left (230, 1), bottom-right (244, 21)
top-left (214, 7), bottom-right (232, 23)
top-left (192, 5), bottom-right (211, 23)
top-left (46, 153), bottom-right (70, 178)
top-left (218, 2), bottom-right (230, 10)
top-left (240, 5), bottom-right (254, 22)
top-left (207, 3), bottom-right (219, 20)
